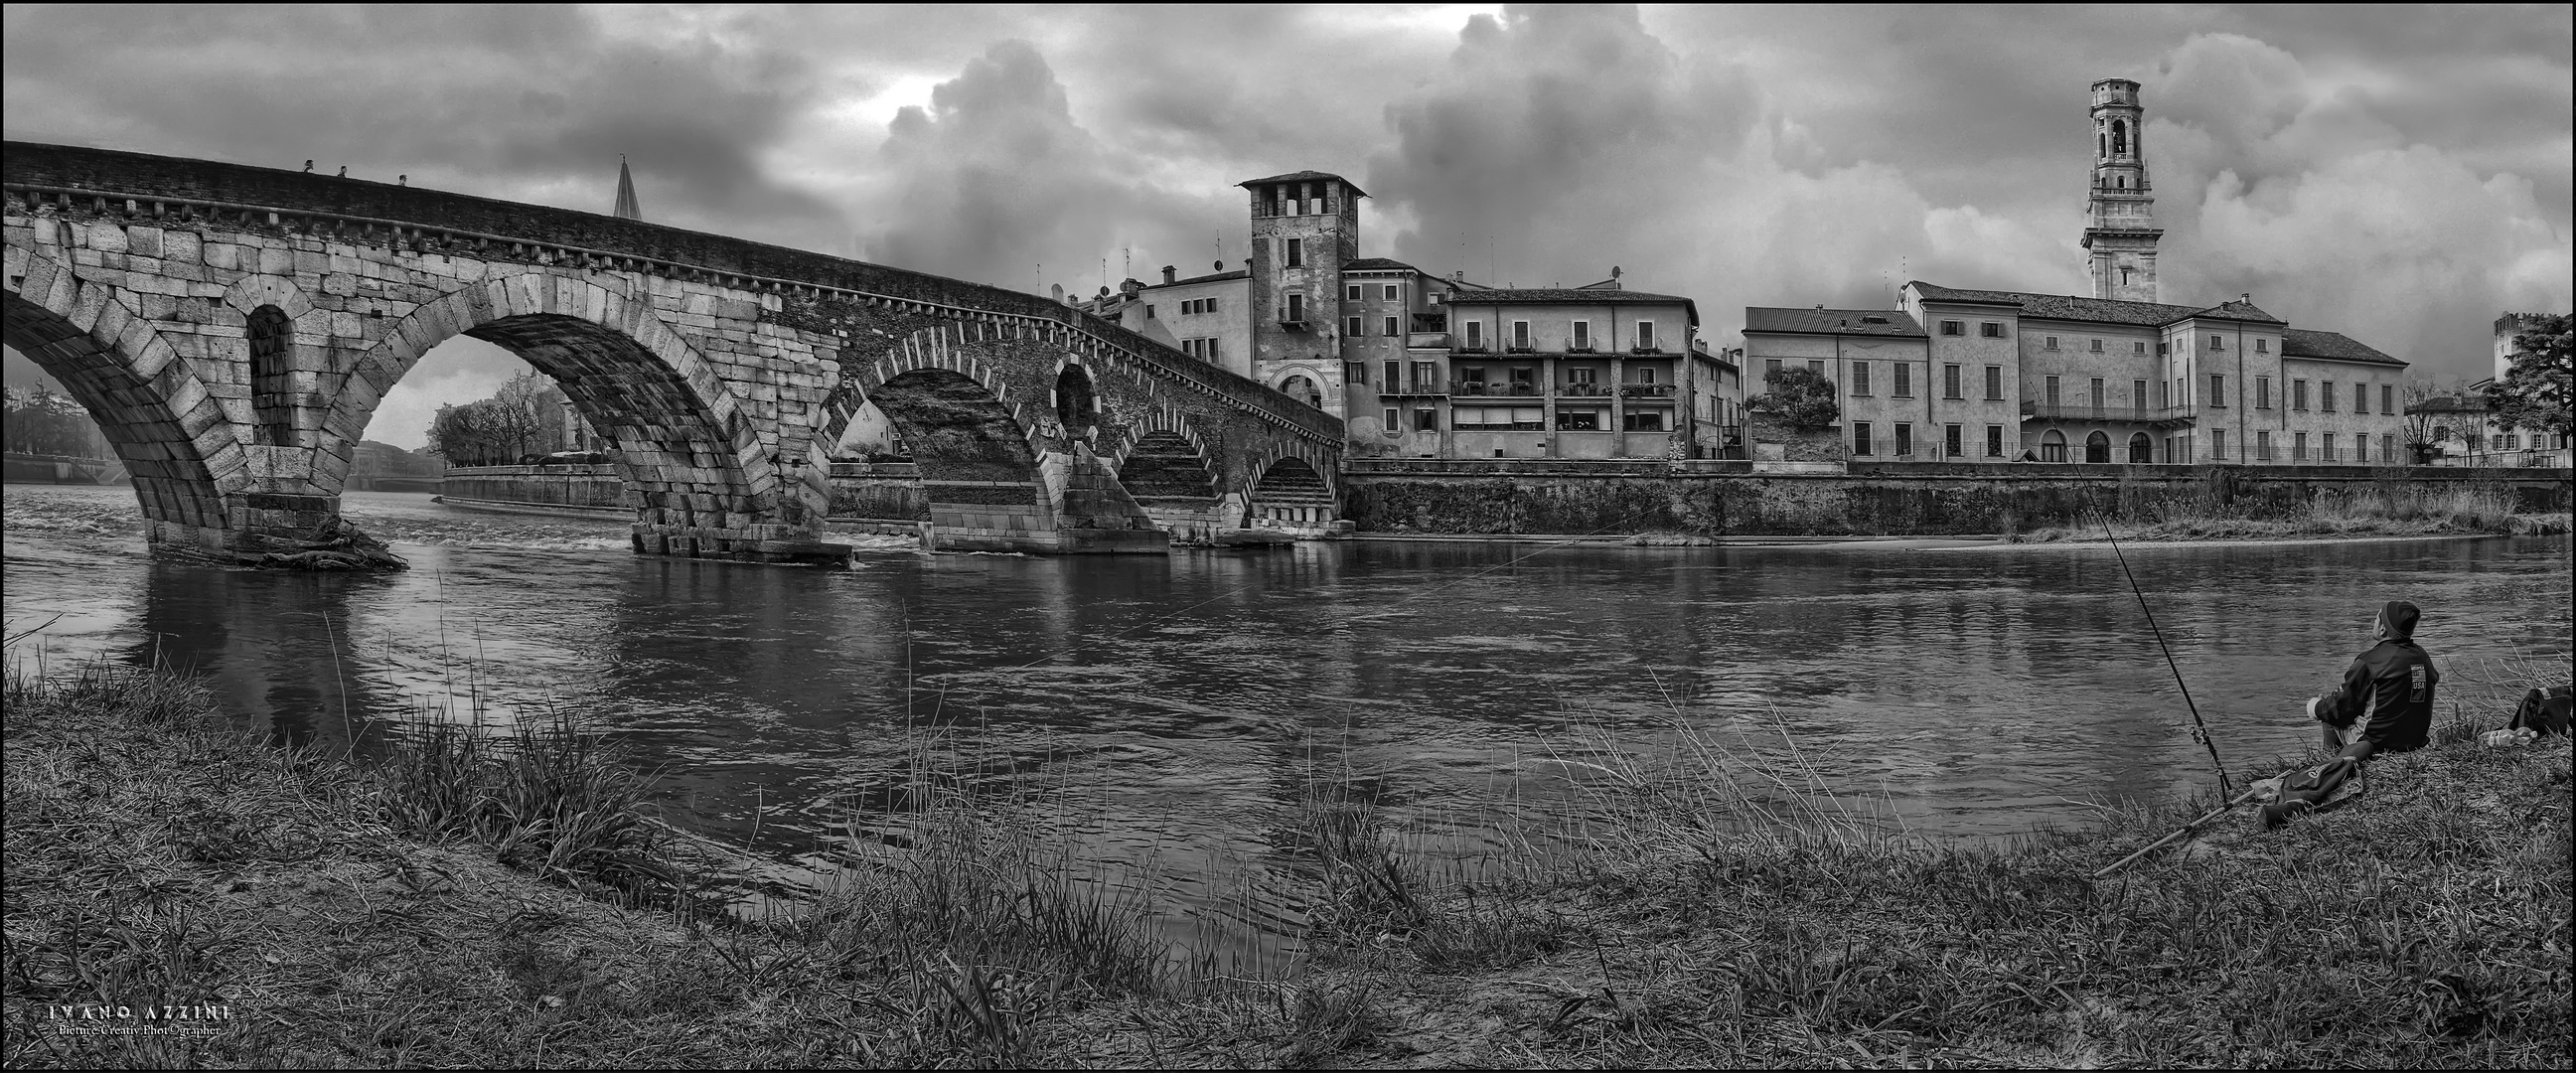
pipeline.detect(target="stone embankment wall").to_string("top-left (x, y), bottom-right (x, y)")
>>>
top-left (1345, 460), bottom-right (2573, 536)
top-left (826, 462), bottom-right (929, 521)
top-left (439, 465), bottom-right (637, 513)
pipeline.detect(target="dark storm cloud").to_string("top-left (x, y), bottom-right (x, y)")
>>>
top-left (0, 4), bottom-right (845, 246)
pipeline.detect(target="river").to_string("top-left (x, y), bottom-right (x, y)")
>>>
top-left (5, 483), bottom-right (2568, 955)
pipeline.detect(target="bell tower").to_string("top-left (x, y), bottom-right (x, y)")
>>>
top-left (2082, 78), bottom-right (2161, 303)
top-left (1242, 171), bottom-right (1364, 417)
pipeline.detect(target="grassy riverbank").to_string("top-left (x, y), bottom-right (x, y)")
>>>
top-left (5, 661), bottom-right (2568, 1068)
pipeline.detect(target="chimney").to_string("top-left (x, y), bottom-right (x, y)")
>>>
top-left (1051, 283), bottom-right (1064, 304)
top-left (2240, 293), bottom-right (2251, 303)
top-left (1161, 264), bottom-right (1177, 285)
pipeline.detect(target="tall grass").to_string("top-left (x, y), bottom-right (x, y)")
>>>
top-left (374, 707), bottom-right (677, 900)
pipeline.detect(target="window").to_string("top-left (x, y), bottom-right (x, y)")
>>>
top-left (2089, 338), bottom-right (2104, 354)
top-left (1414, 407), bottom-right (1439, 432)
top-left (2045, 375), bottom-right (2061, 406)
top-left (2133, 341), bottom-right (2147, 355)
top-left (1985, 366), bottom-right (2003, 400)
top-left (1345, 316), bottom-right (1364, 336)
top-left (1572, 321), bottom-right (1591, 351)
top-left (2492, 433), bottom-right (2506, 451)
top-left (2046, 335), bottom-right (2059, 351)
top-left (1894, 363), bottom-right (1912, 397)
top-left (2506, 432), bottom-right (2521, 449)
top-left (1567, 367), bottom-right (1595, 384)
top-left (1637, 322), bottom-right (1657, 351)
top-left (1286, 238), bottom-right (1303, 267)
top-left (2256, 338), bottom-right (2269, 354)
top-left (2353, 383), bottom-right (2368, 414)
top-left (2322, 432), bottom-right (2337, 461)
top-left (1852, 362), bottom-right (1872, 395)
top-left (2089, 378), bottom-right (2105, 408)
top-left (1622, 410), bottom-right (1666, 432)
top-left (2158, 380), bottom-right (2169, 408)
top-left (1205, 297), bottom-right (1218, 312)
top-left (1944, 364), bottom-right (1963, 399)
top-left (2256, 377), bottom-right (2272, 409)
top-left (2381, 434), bottom-right (2395, 462)
top-left (1286, 293), bottom-right (1304, 322)
top-left (1981, 322), bottom-right (2006, 339)
top-left (2257, 430), bottom-right (2273, 460)
top-left (1986, 425), bottom-right (2004, 457)
top-left (1411, 361), bottom-right (1434, 389)
top-left (2134, 379), bottom-right (2149, 409)
top-left (2210, 429), bottom-right (2225, 459)
top-left (2209, 374), bottom-right (2226, 406)
top-left (1809, 360), bottom-right (1825, 376)
top-left (2381, 384), bottom-right (2394, 414)
top-left (1204, 339), bottom-right (1219, 362)
top-left (1636, 366), bottom-right (1657, 384)
top-left (2294, 432), bottom-right (2308, 460)
top-left (1853, 421), bottom-right (1874, 456)
top-left (1940, 320), bottom-right (1964, 336)
top-left (1345, 284), bottom-right (1362, 301)
top-left (2293, 380), bottom-right (2308, 410)
top-left (1944, 424), bottom-right (1961, 458)
top-left (1384, 315), bottom-right (1400, 337)
top-left (1345, 361), bottom-right (1367, 384)
top-left (1511, 321), bottom-right (1531, 350)
top-left (1764, 358), bottom-right (1783, 382)
top-left (1894, 423), bottom-right (1913, 457)
top-left (2321, 381), bottom-right (2336, 412)
top-left (1383, 361), bottom-right (1399, 386)
top-left (1383, 407), bottom-right (1399, 429)
top-left (1383, 284), bottom-right (1398, 301)
top-left (1556, 408), bottom-right (1600, 430)
top-left (2207, 334), bottom-right (2223, 351)
top-left (1145, 304), bottom-right (1155, 319)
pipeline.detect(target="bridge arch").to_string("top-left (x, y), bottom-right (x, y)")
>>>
top-left (1111, 408), bottom-right (1226, 541)
top-left (1242, 447), bottom-right (1340, 532)
top-left (3, 245), bottom-right (241, 549)
top-left (324, 271), bottom-right (791, 534)
top-left (834, 328), bottom-right (1056, 545)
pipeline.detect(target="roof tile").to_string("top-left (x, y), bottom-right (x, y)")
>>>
top-left (1743, 307), bottom-right (1926, 338)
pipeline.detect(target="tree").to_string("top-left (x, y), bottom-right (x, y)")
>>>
top-left (2487, 313), bottom-right (2573, 437)
top-left (2400, 381), bottom-right (2448, 464)
top-left (1746, 367), bottom-right (1840, 430)
top-left (421, 374), bottom-right (552, 466)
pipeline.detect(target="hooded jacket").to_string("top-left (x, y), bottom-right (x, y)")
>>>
top-left (2328, 636), bottom-right (2439, 755)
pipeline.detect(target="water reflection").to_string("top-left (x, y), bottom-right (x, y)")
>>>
top-left (5, 485), bottom-right (2570, 924)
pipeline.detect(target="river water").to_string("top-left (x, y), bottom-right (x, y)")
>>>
top-left (6, 484), bottom-right (2568, 950)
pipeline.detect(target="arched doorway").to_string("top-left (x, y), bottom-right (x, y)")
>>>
top-left (1280, 374), bottom-right (1322, 409)
top-left (2041, 429), bottom-right (2067, 463)
top-left (2084, 430), bottom-right (2111, 464)
top-left (2127, 432), bottom-right (2153, 464)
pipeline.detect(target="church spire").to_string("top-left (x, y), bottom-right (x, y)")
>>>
top-left (2081, 78), bottom-right (2160, 302)
top-left (612, 155), bottom-right (642, 222)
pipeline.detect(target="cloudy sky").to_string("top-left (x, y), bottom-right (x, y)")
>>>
top-left (6, 4), bottom-right (2568, 448)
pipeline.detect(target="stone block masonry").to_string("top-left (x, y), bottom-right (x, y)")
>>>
top-left (1343, 459), bottom-right (2572, 537)
top-left (4, 142), bottom-right (1343, 561)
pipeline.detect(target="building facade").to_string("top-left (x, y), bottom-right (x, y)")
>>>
top-left (2407, 312), bottom-right (2575, 468)
top-left (1743, 78), bottom-right (2410, 466)
top-left (1071, 171), bottom-right (1742, 459)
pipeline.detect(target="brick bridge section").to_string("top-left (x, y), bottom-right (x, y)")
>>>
top-left (1, 142), bottom-right (1343, 560)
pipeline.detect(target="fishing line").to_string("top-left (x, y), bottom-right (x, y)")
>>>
top-left (2095, 510), bottom-right (2232, 798)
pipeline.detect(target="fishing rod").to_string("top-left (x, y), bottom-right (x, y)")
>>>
top-left (2092, 784), bottom-right (2264, 878)
top-left (2095, 509), bottom-right (2232, 799)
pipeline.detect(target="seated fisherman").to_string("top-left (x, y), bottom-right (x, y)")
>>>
top-left (2307, 600), bottom-right (2440, 764)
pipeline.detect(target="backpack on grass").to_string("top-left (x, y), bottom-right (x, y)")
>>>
top-left (2258, 759), bottom-right (2362, 831)
top-left (2508, 686), bottom-right (2572, 737)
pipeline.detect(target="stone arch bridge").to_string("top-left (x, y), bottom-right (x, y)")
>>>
top-left (2, 143), bottom-right (1343, 561)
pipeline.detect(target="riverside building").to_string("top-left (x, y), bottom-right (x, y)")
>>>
top-left (1743, 78), bottom-right (2410, 466)
top-left (1074, 172), bottom-right (1743, 459)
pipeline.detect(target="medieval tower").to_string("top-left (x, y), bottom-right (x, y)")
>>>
top-left (2082, 78), bottom-right (2161, 303)
top-left (1242, 171), bottom-right (1364, 416)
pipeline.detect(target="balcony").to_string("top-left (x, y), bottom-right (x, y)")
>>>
top-left (1410, 313), bottom-right (1448, 333)
top-left (1382, 381), bottom-right (1448, 396)
top-left (1407, 332), bottom-right (1452, 350)
top-left (1628, 344), bottom-right (1668, 356)
top-left (2020, 399), bottom-right (2188, 425)
top-left (1456, 343), bottom-right (1491, 354)
top-left (1619, 383), bottom-right (1677, 398)
top-left (1452, 381), bottom-right (1540, 397)
top-left (1558, 382), bottom-right (1611, 397)
top-left (1277, 319), bottom-right (1309, 332)
top-left (1566, 343), bottom-right (1598, 354)
top-left (1506, 344), bottom-right (1538, 354)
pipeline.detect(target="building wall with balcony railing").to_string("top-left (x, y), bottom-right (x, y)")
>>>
top-left (1444, 300), bottom-right (1691, 358)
